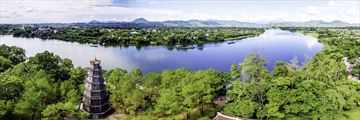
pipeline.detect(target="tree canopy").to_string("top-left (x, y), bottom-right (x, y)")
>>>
top-left (0, 28), bottom-right (359, 120)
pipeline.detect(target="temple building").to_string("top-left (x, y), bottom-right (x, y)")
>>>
top-left (213, 112), bottom-right (242, 120)
top-left (80, 58), bottom-right (112, 118)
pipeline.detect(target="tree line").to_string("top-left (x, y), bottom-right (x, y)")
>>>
top-left (0, 25), bottom-right (263, 46)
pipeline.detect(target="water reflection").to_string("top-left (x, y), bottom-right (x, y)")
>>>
top-left (0, 29), bottom-right (323, 73)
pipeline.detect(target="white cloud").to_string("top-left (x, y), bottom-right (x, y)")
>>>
top-left (0, 0), bottom-right (112, 23)
top-left (307, 6), bottom-right (320, 15)
top-left (346, 8), bottom-right (358, 15)
top-left (302, 1), bottom-right (359, 23)
top-left (0, 0), bottom-right (359, 23)
top-left (328, 1), bottom-right (336, 6)
top-left (0, 0), bottom-right (215, 23)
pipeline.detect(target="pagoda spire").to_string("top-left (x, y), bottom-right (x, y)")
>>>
top-left (80, 58), bottom-right (112, 119)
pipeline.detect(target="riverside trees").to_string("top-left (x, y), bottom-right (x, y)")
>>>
top-left (0, 25), bottom-right (264, 46)
top-left (0, 47), bottom-right (87, 120)
top-left (0, 45), bottom-right (26, 72)
top-left (224, 28), bottom-right (360, 119)
top-left (225, 54), bottom-right (359, 119)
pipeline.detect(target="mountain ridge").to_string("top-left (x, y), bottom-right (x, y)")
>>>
top-left (83, 18), bottom-right (359, 28)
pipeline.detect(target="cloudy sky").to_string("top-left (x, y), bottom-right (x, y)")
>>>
top-left (0, 0), bottom-right (359, 24)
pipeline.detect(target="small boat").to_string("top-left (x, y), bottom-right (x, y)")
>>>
top-left (90, 45), bottom-right (99, 47)
top-left (227, 41), bottom-right (235, 44)
top-left (185, 46), bottom-right (196, 49)
top-left (175, 45), bottom-right (195, 49)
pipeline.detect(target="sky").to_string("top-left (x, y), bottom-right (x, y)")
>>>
top-left (0, 0), bottom-right (359, 24)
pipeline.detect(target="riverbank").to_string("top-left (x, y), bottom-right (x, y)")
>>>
top-left (296, 28), bottom-right (360, 81)
top-left (0, 25), bottom-right (264, 47)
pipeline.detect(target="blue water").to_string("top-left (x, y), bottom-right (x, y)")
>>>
top-left (0, 29), bottom-right (323, 73)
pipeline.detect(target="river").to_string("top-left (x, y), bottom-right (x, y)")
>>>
top-left (0, 29), bottom-right (323, 73)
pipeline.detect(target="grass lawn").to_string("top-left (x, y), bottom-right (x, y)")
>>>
top-left (337, 107), bottom-right (360, 120)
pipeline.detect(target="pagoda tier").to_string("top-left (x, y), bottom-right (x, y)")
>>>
top-left (80, 58), bottom-right (111, 118)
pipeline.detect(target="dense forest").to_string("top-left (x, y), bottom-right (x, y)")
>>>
top-left (0, 25), bottom-right (263, 46)
top-left (0, 28), bottom-right (359, 120)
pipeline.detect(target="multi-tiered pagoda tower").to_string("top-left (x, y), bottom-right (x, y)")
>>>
top-left (80, 58), bottom-right (111, 118)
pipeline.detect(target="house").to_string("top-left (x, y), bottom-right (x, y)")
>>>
top-left (130, 31), bottom-right (138, 35)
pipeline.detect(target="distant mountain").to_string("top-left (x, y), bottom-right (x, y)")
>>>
top-left (161, 19), bottom-right (265, 27)
top-left (269, 20), bottom-right (354, 27)
top-left (326, 20), bottom-right (352, 26)
top-left (88, 20), bottom-right (102, 24)
top-left (79, 18), bottom-right (358, 28)
top-left (133, 18), bottom-right (148, 23)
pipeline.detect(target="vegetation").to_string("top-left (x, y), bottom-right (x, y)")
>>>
top-left (0, 25), bottom-right (263, 46)
top-left (223, 28), bottom-right (360, 119)
top-left (0, 45), bottom-right (88, 119)
top-left (287, 27), bottom-right (360, 78)
top-left (106, 68), bottom-right (229, 119)
top-left (0, 28), bottom-right (359, 120)
top-left (225, 53), bottom-right (359, 119)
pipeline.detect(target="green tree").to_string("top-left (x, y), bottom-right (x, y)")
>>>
top-left (107, 68), bottom-right (145, 114)
top-left (351, 64), bottom-right (360, 77)
top-left (14, 71), bottom-right (57, 120)
top-left (107, 68), bottom-right (129, 111)
top-left (0, 44), bottom-right (26, 65)
top-left (0, 100), bottom-right (13, 118)
top-left (0, 74), bottom-right (23, 100)
top-left (142, 73), bottom-right (162, 108)
top-left (264, 77), bottom-right (295, 119)
top-left (230, 64), bottom-right (240, 79)
top-left (28, 51), bottom-right (73, 80)
top-left (42, 102), bottom-right (88, 120)
top-left (224, 100), bottom-right (258, 118)
top-left (60, 80), bottom-right (80, 103)
top-left (302, 54), bottom-right (346, 83)
top-left (155, 89), bottom-right (183, 116)
top-left (180, 76), bottom-right (199, 120)
top-left (272, 61), bottom-right (295, 78)
top-left (239, 53), bottom-right (270, 82)
top-left (226, 54), bottom-right (271, 118)
top-left (68, 67), bottom-right (87, 85)
top-left (194, 70), bottom-right (225, 115)
top-left (0, 56), bottom-right (13, 72)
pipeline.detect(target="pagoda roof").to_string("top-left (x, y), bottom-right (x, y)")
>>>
top-left (90, 58), bottom-right (101, 65)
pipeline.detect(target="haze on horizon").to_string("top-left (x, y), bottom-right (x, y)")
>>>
top-left (0, 0), bottom-right (359, 24)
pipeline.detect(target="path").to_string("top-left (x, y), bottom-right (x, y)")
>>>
top-left (343, 57), bottom-right (359, 82)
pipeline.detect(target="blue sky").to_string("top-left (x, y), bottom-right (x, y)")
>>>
top-left (0, 0), bottom-right (359, 23)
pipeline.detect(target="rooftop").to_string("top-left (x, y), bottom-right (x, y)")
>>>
top-left (90, 58), bottom-right (101, 65)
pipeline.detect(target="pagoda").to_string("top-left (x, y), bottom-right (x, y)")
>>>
top-left (80, 58), bottom-right (111, 118)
